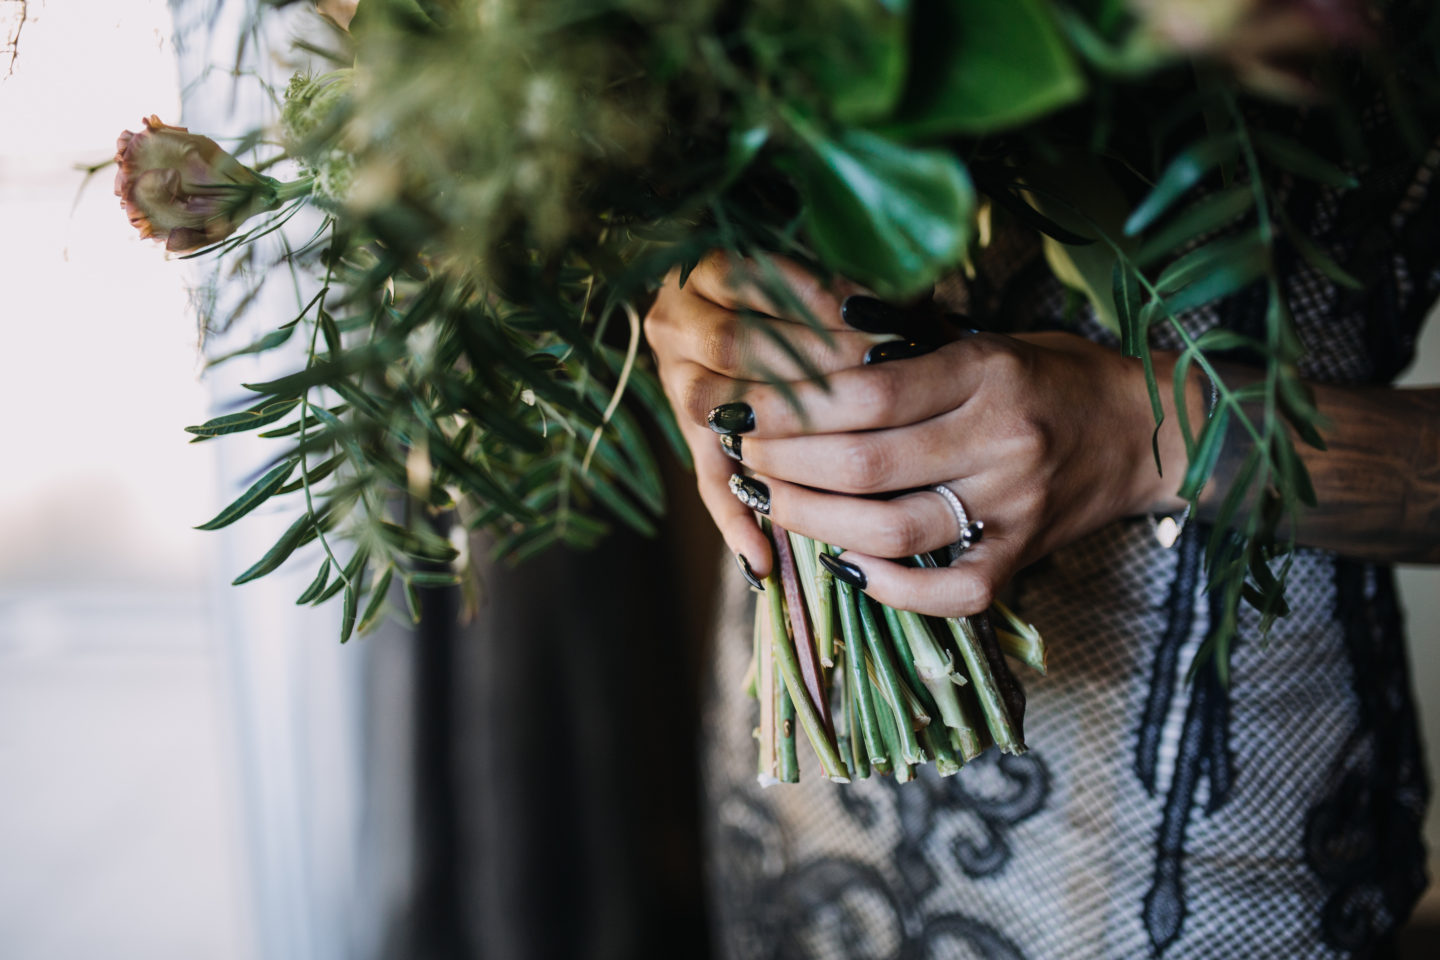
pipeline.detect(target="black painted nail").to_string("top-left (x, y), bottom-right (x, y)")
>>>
top-left (719, 432), bottom-right (743, 462)
top-left (708, 402), bottom-right (755, 435)
top-left (735, 553), bottom-right (765, 591)
top-left (841, 295), bottom-right (910, 335)
top-left (864, 340), bottom-right (939, 365)
top-left (728, 474), bottom-right (770, 514)
top-left (818, 552), bottom-right (867, 590)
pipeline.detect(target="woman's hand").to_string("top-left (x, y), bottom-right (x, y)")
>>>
top-left (721, 329), bottom-right (1205, 616)
top-left (643, 251), bottom-right (877, 579)
top-left (645, 252), bottom-right (1208, 615)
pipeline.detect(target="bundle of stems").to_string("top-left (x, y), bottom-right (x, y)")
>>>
top-left (748, 520), bottom-right (1045, 785)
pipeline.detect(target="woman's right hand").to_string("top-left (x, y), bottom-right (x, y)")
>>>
top-left (643, 251), bottom-right (878, 578)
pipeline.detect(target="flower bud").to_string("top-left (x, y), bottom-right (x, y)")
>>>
top-left (114, 115), bottom-right (282, 253)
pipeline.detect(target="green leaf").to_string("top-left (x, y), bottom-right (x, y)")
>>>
top-left (339, 581), bottom-right (359, 644)
top-left (1178, 403), bottom-right (1232, 501)
top-left (195, 457), bottom-right (298, 531)
top-left (403, 580), bottom-right (422, 624)
top-left (314, 547), bottom-right (368, 604)
top-left (1280, 213), bottom-right (1363, 291)
top-left (884, 0), bottom-right (1086, 136)
top-left (786, 0), bottom-right (909, 125)
top-left (232, 511), bottom-right (314, 585)
top-left (1162, 256), bottom-right (1266, 316)
top-left (205, 323), bottom-right (298, 368)
top-left (1124, 135), bottom-right (1238, 236)
top-left (407, 571), bottom-right (460, 587)
top-left (276, 452), bottom-right (347, 495)
top-left (1152, 232), bottom-right (1263, 295)
top-left (786, 120), bottom-right (975, 298)
top-left (1273, 431), bottom-right (1318, 507)
top-left (358, 566), bottom-right (393, 635)
top-left (1253, 131), bottom-right (1359, 188)
top-left (186, 399), bottom-right (301, 438)
top-left (1135, 187), bottom-right (1255, 269)
top-left (1112, 262), bottom-right (1142, 358)
top-left (296, 559), bottom-right (332, 605)
top-left (1206, 446), bottom-right (1261, 569)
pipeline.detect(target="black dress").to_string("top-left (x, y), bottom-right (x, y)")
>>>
top-left (702, 97), bottom-right (1437, 960)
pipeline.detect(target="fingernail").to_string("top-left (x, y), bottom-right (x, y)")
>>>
top-left (864, 340), bottom-right (938, 365)
top-left (818, 552), bottom-right (867, 590)
top-left (841, 295), bottom-right (909, 335)
top-left (719, 432), bottom-right (743, 462)
top-left (708, 402), bottom-right (755, 435)
top-left (735, 554), bottom-right (765, 591)
top-left (728, 474), bottom-right (770, 514)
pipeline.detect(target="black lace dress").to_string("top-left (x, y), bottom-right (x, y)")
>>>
top-left (701, 107), bottom-right (1438, 960)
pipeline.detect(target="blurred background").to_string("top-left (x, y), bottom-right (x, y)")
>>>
top-left (0, 1), bottom-right (1435, 958)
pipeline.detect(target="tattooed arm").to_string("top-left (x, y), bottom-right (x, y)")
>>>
top-left (1198, 367), bottom-right (1440, 564)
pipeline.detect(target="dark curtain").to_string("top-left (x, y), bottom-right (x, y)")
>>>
top-left (367, 455), bottom-right (719, 960)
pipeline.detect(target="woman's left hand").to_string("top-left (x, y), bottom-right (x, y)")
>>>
top-left (723, 329), bottom-right (1201, 617)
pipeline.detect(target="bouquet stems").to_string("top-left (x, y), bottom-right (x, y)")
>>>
top-left (747, 524), bottom-right (1040, 786)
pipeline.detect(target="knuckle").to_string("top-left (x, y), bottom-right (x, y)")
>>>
top-left (874, 510), bottom-right (925, 557)
top-left (702, 323), bottom-right (741, 374)
top-left (837, 437), bottom-right (889, 492)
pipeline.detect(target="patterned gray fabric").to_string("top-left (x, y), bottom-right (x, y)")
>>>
top-left (701, 108), bottom-right (1439, 960)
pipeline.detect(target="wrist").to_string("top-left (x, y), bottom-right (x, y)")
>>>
top-left (1121, 349), bottom-right (1212, 517)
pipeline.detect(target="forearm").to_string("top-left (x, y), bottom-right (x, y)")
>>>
top-left (1194, 364), bottom-right (1440, 563)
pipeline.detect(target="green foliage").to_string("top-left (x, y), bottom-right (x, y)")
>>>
top-left (191, 0), bottom-right (1436, 665)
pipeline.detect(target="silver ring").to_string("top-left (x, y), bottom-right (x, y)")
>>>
top-left (931, 484), bottom-right (984, 564)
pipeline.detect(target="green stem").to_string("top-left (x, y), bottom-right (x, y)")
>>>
top-left (857, 594), bottom-right (923, 765)
top-left (836, 579), bottom-right (887, 773)
top-left (778, 682), bottom-right (799, 783)
top-left (763, 555), bottom-right (849, 781)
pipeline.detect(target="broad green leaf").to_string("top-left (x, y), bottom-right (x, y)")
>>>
top-left (885, 0), bottom-right (1086, 136)
top-left (777, 1), bottom-right (910, 125)
top-left (296, 559), bottom-right (331, 605)
top-left (196, 457), bottom-right (298, 531)
top-left (786, 120), bottom-right (975, 298)
top-left (1135, 187), bottom-right (1255, 269)
top-left (1124, 135), bottom-right (1239, 236)
top-left (1253, 131), bottom-right (1358, 188)
top-left (186, 399), bottom-right (301, 438)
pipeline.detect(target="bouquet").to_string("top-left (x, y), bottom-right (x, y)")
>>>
top-left (111, 0), bottom-right (1434, 782)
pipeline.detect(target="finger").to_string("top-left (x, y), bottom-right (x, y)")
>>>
top-left (646, 293), bottom-right (879, 381)
top-left (682, 417), bottom-right (774, 577)
top-left (825, 543), bottom-right (1024, 618)
top-left (670, 339), bottom-right (983, 438)
top-left (723, 472), bottom-right (973, 559)
top-left (686, 251), bottom-right (864, 329)
top-left (737, 416), bottom-right (976, 495)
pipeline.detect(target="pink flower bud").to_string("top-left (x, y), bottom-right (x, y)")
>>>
top-left (114, 115), bottom-right (280, 253)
